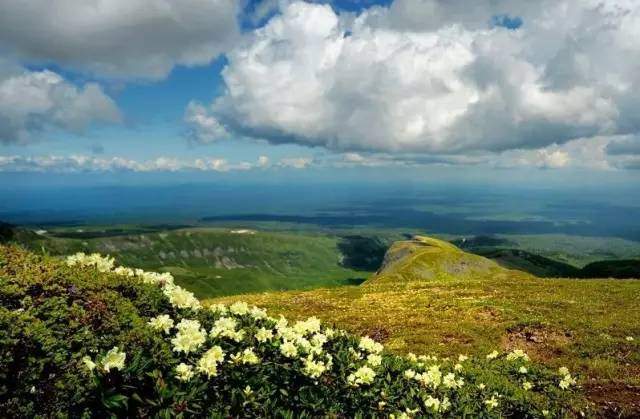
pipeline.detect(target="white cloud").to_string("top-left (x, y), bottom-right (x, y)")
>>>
top-left (0, 155), bottom-right (279, 173)
top-left (0, 0), bottom-right (240, 80)
top-left (277, 156), bottom-right (314, 169)
top-left (184, 101), bottom-right (230, 144)
top-left (0, 61), bottom-right (121, 144)
top-left (198, 0), bottom-right (640, 161)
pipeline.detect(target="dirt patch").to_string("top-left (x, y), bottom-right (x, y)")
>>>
top-left (362, 326), bottom-right (391, 343)
top-left (474, 306), bottom-right (502, 321)
top-left (503, 324), bottom-right (572, 360)
top-left (585, 381), bottom-right (640, 418)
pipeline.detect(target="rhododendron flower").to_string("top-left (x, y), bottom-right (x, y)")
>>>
top-left (255, 327), bottom-right (274, 343)
top-left (367, 354), bottom-right (382, 367)
top-left (280, 340), bottom-right (298, 358)
top-left (148, 314), bottom-right (174, 334)
top-left (197, 346), bottom-right (225, 377)
top-left (484, 396), bottom-right (499, 410)
top-left (229, 301), bottom-right (249, 315)
top-left (175, 363), bottom-right (194, 382)
top-left (172, 320), bottom-right (206, 354)
top-left (506, 349), bottom-right (529, 361)
top-left (82, 355), bottom-right (96, 372)
top-left (348, 365), bottom-right (376, 386)
top-left (101, 347), bottom-right (126, 372)
top-left (358, 336), bottom-right (383, 354)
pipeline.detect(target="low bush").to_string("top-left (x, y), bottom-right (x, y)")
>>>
top-left (0, 245), bottom-right (581, 417)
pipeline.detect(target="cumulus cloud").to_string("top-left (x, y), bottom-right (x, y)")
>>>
top-left (0, 0), bottom-right (240, 79)
top-left (184, 101), bottom-right (230, 144)
top-left (277, 157), bottom-right (314, 169)
top-left (195, 0), bottom-right (640, 160)
top-left (0, 61), bottom-right (121, 144)
top-left (0, 154), bottom-right (272, 173)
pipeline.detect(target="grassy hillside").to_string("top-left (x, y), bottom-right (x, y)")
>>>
top-left (0, 244), bottom-right (582, 417)
top-left (209, 237), bottom-right (640, 416)
top-left (7, 226), bottom-right (380, 298)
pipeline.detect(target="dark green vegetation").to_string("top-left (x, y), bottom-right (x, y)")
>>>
top-left (3, 222), bottom-right (640, 299)
top-left (455, 235), bottom-right (640, 278)
top-left (212, 237), bottom-right (640, 416)
top-left (0, 245), bottom-right (580, 417)
top-left (3, 223), bottom-right (398, 298)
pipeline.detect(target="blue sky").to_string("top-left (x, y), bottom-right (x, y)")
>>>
top-left (0, 0), bottom-right (639, 183)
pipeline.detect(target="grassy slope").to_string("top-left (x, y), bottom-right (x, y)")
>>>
top-left (208, 237), bottom-right (640, 415)
top-left (12, 227), bottom-right (370, 298)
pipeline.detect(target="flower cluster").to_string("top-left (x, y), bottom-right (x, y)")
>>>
top-left (66, 252), bottom-right (115, 273)
top-left (82, 346), bottom-right (126, 373)
top-left (66, 252), bottom-right (201, 311)
top-left (71, 253), bottom-right (579, 417)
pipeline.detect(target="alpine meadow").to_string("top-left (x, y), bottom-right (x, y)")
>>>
top-left (0, 0), bottom-right (639, 418)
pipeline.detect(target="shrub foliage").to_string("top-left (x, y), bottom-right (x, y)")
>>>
top-left (0, 245), bottom-right (580, 417)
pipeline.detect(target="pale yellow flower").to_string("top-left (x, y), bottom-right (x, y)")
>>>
top-left (82, 355), bottom-right (96, 372)
top-left (348, 365), bottom-right (376, 386)
top-left (358, 336), bottom-right (383, 354)
top-left (148, 314), bottom-right (174, 334)
top-left (484, 396), bottom-right (499, 410)
top-left (101, 347), bottom-right (126, 372)
top-left (175, 363), bottom-right (194, 382)
top-left (280, 340), bottom-right (298, 358)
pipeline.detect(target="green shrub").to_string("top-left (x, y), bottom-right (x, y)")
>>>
top-left (0, 246), bottom-right (582, 417)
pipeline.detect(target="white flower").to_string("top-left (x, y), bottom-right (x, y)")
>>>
top-left (209, 303), bottom-right (228, 314)
top-left (210, 317), bottom-right (241, 340)
top-left (443, 373), bottom-right (463, 389)
top-left (458, 354), bottom-right (468, 362)
top-left (484, 396), bottom-right (499, 410)
top-left (66, 252), bottom-right (115, 272)
top-left (626, 336), bottom-right (635, 341)
top-left (424, 395), bottom-right (441, 412)
top-left (239, 348), bottom-right (260, 365)
top-left (171, 320), bottom-right (207, 354)
top-left (404, 369), bottom-right (416, 379)
top-left (518, 366), bottom-right (528, 374)
top-left (101, 347), bottom-right (126, 372)
top-left (280, 340), bottom-right (298, 358)
top-left (358, 336), bottom-right (383, 354)
top-left (506, 349), bottom-right (529, 362)
top-left (486, 350), bottom-right (499, 360)
top-left (415, 365), bottom-right (442, 389)
top-left (559, 374), bottom-right (576, 389)
top-left (523, 381), bottom-right (533, 390)
top-left (230, 301), bottom-right (250, 315)
top-left (406, 353), bottom-right (417, 362)
top-left (454, 363), bottom-right (463, 372)
top-left (243, 385), bottom-right (253, 397)
top-left (175, 363), bottom-right (195, 382)
top-left (250, 306), bottom-right (268, 319)
top-left (347, 365), bottom-right (376, 386)
top-left (163, 284), bottom-right (201, 311)
top-left (311, 333), bottom-right (327, 347)
top-left (255, 327), bottom-right (274, 343)
top-left (302, 355), bottom-right (327, 378)
top-left (82, 355), bottom-right (96, 372)
top-left (113, 266), bottom-right (134, 276)
top-left (367, 354), bottom-right (382, 367)
top-left (558, 366), bottom-right (570, 376)
top-left (293, 317), bottom-right (322, 336)
top-left (197, 346), bottom-right (225, 377)
top-left (478, 383), bottom-right (486, 390)
top-left (148, 314), bottom-right (174, 334)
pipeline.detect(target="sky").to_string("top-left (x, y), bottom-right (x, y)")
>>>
top-left (0, 0), bottom-right (639, 186)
